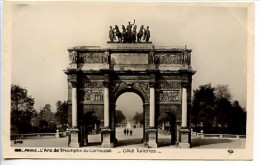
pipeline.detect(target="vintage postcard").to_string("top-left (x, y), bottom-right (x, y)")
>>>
top-left (2, 1), bottom-right (254, 160)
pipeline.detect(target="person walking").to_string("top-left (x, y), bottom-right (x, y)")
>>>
top-left (130, 130), bottom-right (133, 136)
top-left (126, 129), bottom-right (129, 135)
top-left (124, 128), bottom-right (126, 135)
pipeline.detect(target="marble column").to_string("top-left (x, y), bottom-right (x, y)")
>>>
top-left (69, 81), bottom-right (80, 148)
top-left (147, 82), bottom-right (157, 148)
top-left (181, 87), bottom-right (187, 128)
top-left (72, 87), bottom-right (78, 128)
top-left (104, 86), bottom-right (109, 127)
top-left (149, 85), bottom-right (155, 128)
top-left (101, 81), bottom-right (113, 148)
top-left (179, 82), bottom-right (190, 148)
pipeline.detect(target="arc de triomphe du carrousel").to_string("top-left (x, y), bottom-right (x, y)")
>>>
top-left (64, 23), bottom-right (196, 148)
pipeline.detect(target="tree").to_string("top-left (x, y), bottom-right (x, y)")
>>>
top-left (83, 110), bottom-right (100, 133)
top-left (55, 101), bottom-right (68, 127)
top-left (191, 84), bottom-right (216, 129)
top-left (11, 84), bottom-right (36, 134)
top-left (215, 84), bottom-right (232, 101)
top-left (191, 83), bottom-right (247, 134)
top-left (228, 100), bottom-right (246, 134)
top-left (11, 84), bottom-right (35, 112)
top-left (38, 104), bottom-right (56, 132)
top-left (132, 112), bottom-right (143, 125)
top-left (115, 110), bottom-right (126, 124)
top-left (215, 98), bottom-right (232, 128)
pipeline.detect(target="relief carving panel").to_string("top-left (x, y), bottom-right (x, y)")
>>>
top-left (159, 82), bottom-right (181, 89)
top-left (79, 90), bottom-right (104, 102)
top-left (78, 52), bottom-right (108, 64)
top-left (111, 82), bottom-right (127, 93)
top-left (111, 81), bottom-right (150, 101)
top-left (80, 82), bottom-right (103, 88)
top-left (157, 90), bottom-right (181, 102)
top-left (155, 53), bottom-right (182, 64)
top-left (155, 51), bottom-right (191, 65)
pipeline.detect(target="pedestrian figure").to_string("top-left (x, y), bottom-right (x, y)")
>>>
top-left (124, 128), bottom-right (126, 135)
top-left (130, 130), bottom-right (133, 136)
top-left (126, 129), bottom-right (129, 135)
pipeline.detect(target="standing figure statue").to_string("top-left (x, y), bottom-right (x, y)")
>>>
top-left (132, 25), bottom-right (137, 43)
top-left (126, 19), bottom-right (135, 43)
top-left (109, 26), bottom-right (114, 42)
top-left (143, 26), bottom-right (150, 42)
top-left (114, 25), bottom-right (122, 42)
top-left (122, 25), bottom-right (127, 43)
top-left (137, 25), bottom-right (144, 43)
top-left (70, 50), bottom-right (77, 64)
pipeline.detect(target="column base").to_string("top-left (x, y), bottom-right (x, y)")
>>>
top-left (147, 128), bottom-right (157, 148)
top-left (101, 128), bottom-right (114, 148)
top-left (69, 128), bottom-right (80, 148)
top-left (178, 142), bottom-right (190, 148)
top-left (179, 128), bottom-right (191, 148)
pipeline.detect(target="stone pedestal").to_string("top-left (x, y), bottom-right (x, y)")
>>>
top-left (179, 128), bottom-right (190, 148)
top-left (147, 128), bottom-right (157, 148)
top-left (69, 128), bottom-right (80, 148)
top-left (101, 128), bottom-right (114, 148)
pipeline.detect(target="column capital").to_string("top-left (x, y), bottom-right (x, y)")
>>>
top-left (71, 80), bottom-right (78, 88)
top-left (103, 81), bottom-right (110, 88)
top-left (149, 81), bottom-right (156, 88)
top-left (181, 82), bottom-right (189, 88)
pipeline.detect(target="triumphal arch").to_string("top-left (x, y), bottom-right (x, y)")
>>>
top-left (64, 34), bottom-right (195, 148)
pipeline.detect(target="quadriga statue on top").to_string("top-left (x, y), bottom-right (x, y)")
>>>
top-left (108, 20), bottom-right (150, 43)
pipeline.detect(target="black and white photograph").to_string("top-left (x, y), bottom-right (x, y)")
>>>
top-left (2, 1), bottom-right (254, 159)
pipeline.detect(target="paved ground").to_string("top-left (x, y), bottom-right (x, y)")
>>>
top-left (11, 128), bottom-right (245, 149)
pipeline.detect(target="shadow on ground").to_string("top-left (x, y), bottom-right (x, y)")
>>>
top-left (115, 138), bottom-right (143, 147)
top-left (191, 138), bottom-right (233, 147)
top-left (157, 140), bottom-right (172, 147)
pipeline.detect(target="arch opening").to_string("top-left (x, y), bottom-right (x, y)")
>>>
top-left (79, 110), bottom-right (102, 146)
top-left (114, 91), bottom-right (145, 147)
top-left (157, 112), bottom-right (176, 147)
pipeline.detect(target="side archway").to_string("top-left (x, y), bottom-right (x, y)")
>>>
top-left (157, 111), bottom-right (177, 147)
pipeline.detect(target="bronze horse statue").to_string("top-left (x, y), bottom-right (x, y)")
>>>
top-left (114, 25), bottom-right (122, 42)
top-left (137, 25), bottom-right (144, 43)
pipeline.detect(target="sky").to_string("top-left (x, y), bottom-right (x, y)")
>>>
top-left (10, 2), bottom-right (248, 114)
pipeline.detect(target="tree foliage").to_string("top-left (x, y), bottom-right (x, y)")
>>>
top-left (55, 101), bottom-right (68, 126)
top-left (191, 84), bottom-right (216, 128)
top-left (83, 110), bottom-right (100, 133)
top-left (115, 110), bottom-right (126, 124)
top-left (132, 112), bottom-right (143, 124)
top-left (215, 84), bottom-right (232, 101)
top-left (38, 104), bottom-right (56, 131)
top-left (11, 84), bottom-right (36, 134)
top-left (191, 84), bottom-right (246, 134)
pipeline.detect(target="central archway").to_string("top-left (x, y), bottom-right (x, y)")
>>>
top-left (111, 87), bottom-right (149, 147)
